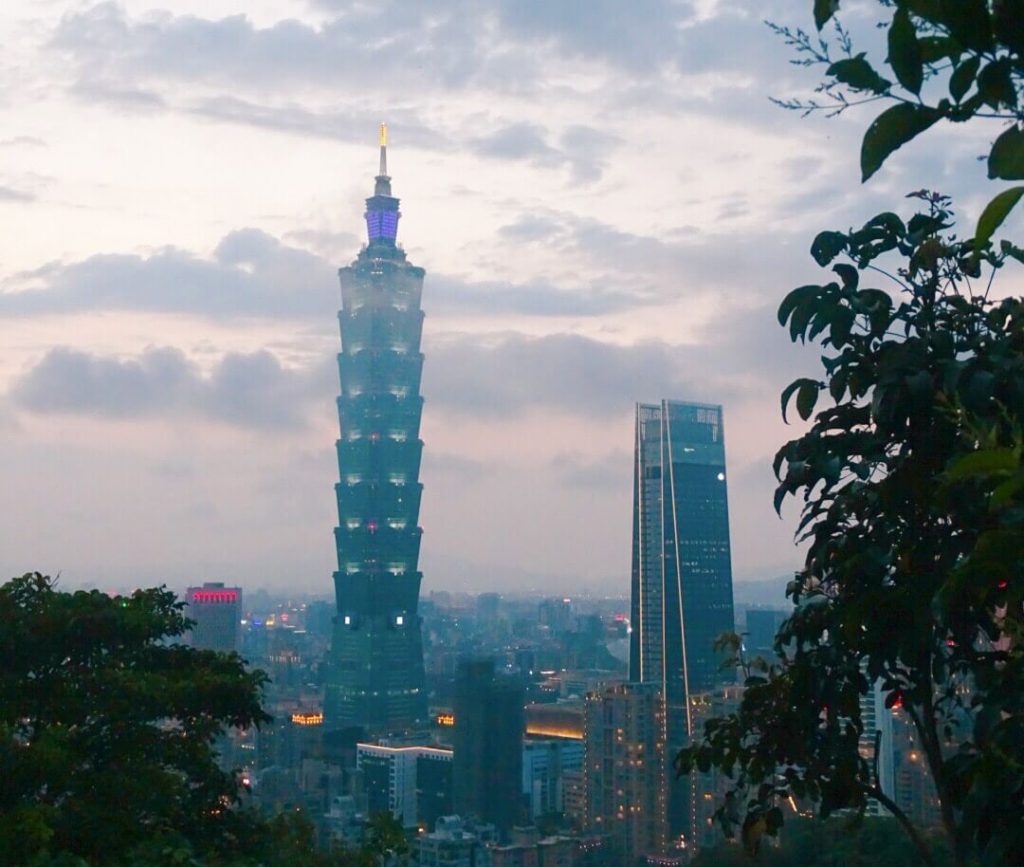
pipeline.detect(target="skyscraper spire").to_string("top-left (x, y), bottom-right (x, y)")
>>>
top-left (373, 122), bottom-right (393, 199)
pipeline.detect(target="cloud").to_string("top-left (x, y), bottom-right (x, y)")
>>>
top-left (185, 96), bottom-right (447, 151)
top-left (0, 186), bottom-right (35, 203)
top-left (11, 345), bottom-right (320, 430)
top-left (426, 331), bottom-right (731, 419)
top-left (49, 2), bottom-right (506, 94)
top-left (495, 0), bottom-right (694, 73)
top-left (551, 450), bottom-right (631, 489)
top-left (0, 136), bottom-right (47, 148)
top-left (421, 450), bottom-right (493, 483)
top-left (428, 274), bottom-right (650, 317)
top-left (471, 122), bottom-right (561, 165)
top-left (1, 225), bottom-right (673, 321)
top-left (43, 2), bottom-right (790, 167)
top-left (467, 122), bottom-right (620, 182)
top-left (493, 209), bottom-right (816, 308)
top-left (1, 228), bottom-right (337, 321)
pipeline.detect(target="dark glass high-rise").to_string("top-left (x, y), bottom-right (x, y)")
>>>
top-left (324, 127), bottom-right (427, 733)
top-left (629, 401), bottom-right (736, 845)
top-left (629, 401), bottom-right (735, 743)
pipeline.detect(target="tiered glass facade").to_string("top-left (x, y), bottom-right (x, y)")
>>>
top-left (629, 400), bottom-right (735, 746)
top-left (324, 138), bottom-right (427, 733)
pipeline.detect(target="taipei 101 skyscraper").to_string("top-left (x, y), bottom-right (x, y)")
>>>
top-left (325, 126), bottom-right (427, 733)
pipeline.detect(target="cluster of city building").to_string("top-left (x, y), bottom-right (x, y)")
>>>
top-left (180, 131), bottom-right (941, 865)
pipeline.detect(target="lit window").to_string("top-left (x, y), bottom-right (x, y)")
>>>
top-left (396, 615), bottom-right (404, 626)
top-left (344, 615), bottom-right (352, 625)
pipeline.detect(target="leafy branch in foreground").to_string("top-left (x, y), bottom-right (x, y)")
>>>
top-left (772, 1), bottom-right (1024, 247)
top-left (676, 194), bottom-right (1024, 867)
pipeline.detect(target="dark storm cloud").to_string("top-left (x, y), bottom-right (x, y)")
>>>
top-left (12, 345), bottom-right (316, 430)
top-left (0, 229), bottom-right (338, 321)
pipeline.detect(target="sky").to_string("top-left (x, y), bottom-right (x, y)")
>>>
top-left (0, 0), bottom-right (1017, 597)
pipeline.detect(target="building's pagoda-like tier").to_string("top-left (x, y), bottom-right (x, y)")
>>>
top-left (326, 126), bottom-right (427, 733)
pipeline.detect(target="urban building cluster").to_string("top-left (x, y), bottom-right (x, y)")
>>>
top-left (179, 133), bottom-right (941, 865)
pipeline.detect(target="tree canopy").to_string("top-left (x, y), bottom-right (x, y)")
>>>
top-left (772, 0), bottom-right (1024, 248)
top-left (677, 4), bottom-right (1024, 867)
top-left (691, 816), bottom-right (951, 867)
top-left (0, 573), bottom-right (407, 867)
top-left (0, 572), bottom-right (273, 865)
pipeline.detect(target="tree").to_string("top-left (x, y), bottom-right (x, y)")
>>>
top-left (677, 192), bottom-right (1024, 864)
top-left (676, 5), bottom-right (1024, 864)
top-left (771, 0), bottom-right (1024, 249)
top-left (0, 572), bottom-right (273, 866)
top-left (691, 816), bottom-right (951, 867)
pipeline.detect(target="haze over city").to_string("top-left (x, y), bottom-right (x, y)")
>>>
top-left (0, 0), bottom-right (1011, 595)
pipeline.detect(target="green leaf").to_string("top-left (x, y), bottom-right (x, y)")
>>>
top-left (814, 0), bottom-right (839, 30)
top-left (975, 186), bottom-right (1024, 251)
top-left (947, 448), bottom-right (1019, 481)
top-left (778, 284), bottom-right (817, 327)
top-left (888, 8), bottom-right (923, 94)
top-left (811, 231), bottom-right (847, 266)
top-left (797, 380), bottom-right (821, 421)
top-left (949, 55), bottom-right (980, 102)
top-left (781, 378), bottom-right (820, 424)
top-left (989, 126), bottom-right (1024, 180)
top-left (917, 35), bottom-right (959, 64)
top-left (1000, 239), bottom-right (1024, 265)
top-left (977, 58), bottom-right (1018, 110)
top-left (861, 103), bottom-right (941, 181)
top-left (943, 0), bottom-right (994, 53)
top-left (827, 54), bottom-right (891, 94)
top-left (832, 263), bottom-right (859, 290)
top-left (993, 0), bottom-right (1024, 54)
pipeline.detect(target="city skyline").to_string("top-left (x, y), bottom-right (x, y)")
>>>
top-left (0, 1), bottom-right (1011, 595)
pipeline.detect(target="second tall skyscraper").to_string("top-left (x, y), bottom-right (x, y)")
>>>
top-left (629, 400), bottom-right (735, 747)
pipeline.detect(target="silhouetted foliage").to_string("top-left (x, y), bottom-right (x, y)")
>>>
top-left (677, 191), bottom-right (1024, 867)
top-left (0, 573), bottom-right (273, 864)
top-left (691, 816), bottom-right (951, 867)
top-left (678, 4), bottom-right (1024, 866)
top-left (771, 0), bottom-right (1024, 246)
top-left (0, 573), bottom-right (383, 866)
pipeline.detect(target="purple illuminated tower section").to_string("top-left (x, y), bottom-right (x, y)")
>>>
top-left (325, 126), bottom-right (428, 734)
